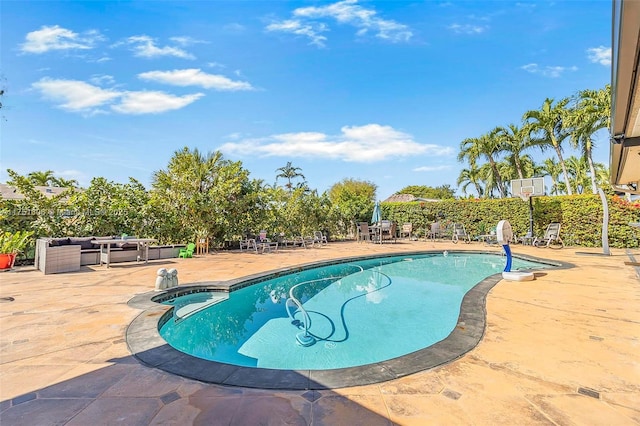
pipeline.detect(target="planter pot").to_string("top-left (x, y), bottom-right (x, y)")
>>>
top-left (0, 253), bottom-right (16, 270)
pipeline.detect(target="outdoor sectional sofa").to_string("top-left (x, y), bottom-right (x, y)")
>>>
top-left (35, 237), bottom-right (185, 274)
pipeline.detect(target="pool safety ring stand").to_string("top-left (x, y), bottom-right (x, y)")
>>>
top-left (497, 220), bottom-right (535, 282)
top-left (502, 270), bottom-right (534, 281)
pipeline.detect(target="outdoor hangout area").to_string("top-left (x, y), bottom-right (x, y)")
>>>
top-left (3, 1), bottom-right (640, 424)
top-left (1, 240), bottom-right (639, 424)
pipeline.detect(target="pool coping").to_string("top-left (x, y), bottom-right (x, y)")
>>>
top-left (126, 250), bottom-right (572, 390)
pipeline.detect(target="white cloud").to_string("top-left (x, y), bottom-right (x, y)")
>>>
top-left (89, 74), bottom-right (116, 86)
top-left (220, 124), bottom-right (452, 162)
top-left (31, 78), bottom-right (120, 112)
top-left (266, 0), bottom-right (412, 47)
top-left (521, 63), bottom-right (578, 78)
top-left (447, 23), bottom-right (488, 35)
top-left (586, 46), bottom-right (611, 66)
top-left (412, 165), bottom-right (452, 172)
top-left (223, 23), bottom-right (246, 33)
top-left (32, 77), bottom-right (203, 115)
top-left (122, 35), bottom-right (195, 59)
top-left (112, 91), bottom-right (204, 114)
top-left (138, 69), bottom-right (253, 91)
top-left (20, 25), bottom-right (103, 54)
top-left (266, 20), bottom-right (328, 47)
top-left (169, 36), bottom-right (207, 46)
top-left (55, 169), bottom-right (85, 179)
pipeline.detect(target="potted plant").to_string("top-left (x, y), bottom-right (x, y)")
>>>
top-left (0, 230), bottom-right (34, 270)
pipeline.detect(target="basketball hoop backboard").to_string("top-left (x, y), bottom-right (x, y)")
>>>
top-left (511, 178), bottom-right (545, 200)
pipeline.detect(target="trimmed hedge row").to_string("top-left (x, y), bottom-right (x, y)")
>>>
top-left (381, 194), bottom-right (640, 248)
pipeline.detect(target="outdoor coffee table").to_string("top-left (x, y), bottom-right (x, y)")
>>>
top-left (91, 238), bottom-right (157, 268)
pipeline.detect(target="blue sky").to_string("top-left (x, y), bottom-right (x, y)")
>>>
top-left (1, 0), bottom-right (611, 200)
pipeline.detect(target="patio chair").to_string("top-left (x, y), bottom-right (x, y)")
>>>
top-left (451, 223), bottom-right (471, 244)
top-left (427, 222), bottom-right (442, 240)
top-left (239, 238), bottom-right (257, 252)
top-left (179, 243), bottom-right (196, 258)
top-left (399, 223), bottom-right (412, 239)
top-left (534, 222), bottom-right (564, 249)
top-left (381, 221), bottom-right (397, 243)
top-left (357, 222), bottom-right (371, 242)
top-left (312, 231), bottom-right (328, 246)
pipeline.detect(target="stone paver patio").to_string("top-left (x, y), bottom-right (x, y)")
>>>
top-left (1, 240), bottom-right (639, 425)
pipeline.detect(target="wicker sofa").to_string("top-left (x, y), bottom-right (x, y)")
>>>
top-left (35, 237), bottom-right (185, 274)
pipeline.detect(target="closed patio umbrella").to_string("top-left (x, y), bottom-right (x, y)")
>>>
top-left (371, 201), bottom-right (382, 225)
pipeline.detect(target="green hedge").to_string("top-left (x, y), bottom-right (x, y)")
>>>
top-left (382, 194), bottom-right (640, 248)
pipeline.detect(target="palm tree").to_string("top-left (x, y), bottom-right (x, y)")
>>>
top-left (540, 158), bottom-right (563, 195)
top-left (27, 170), bottom-right (55, 186)
top-left (565, 156), bottom-right (590, 194)
top-left (456, 163), bottom-right (485, 198)
top-left (478, 162), bottom-right (510, 198)
top-left (275, 162), bottom-right (305, 193)
top-left (494, 123), bottom-right (536, 180)
top-left (566, 85), bottom-right (611, 194)
top-left (594, 164), bottom-right (611, 193)
top-left (458, 131), bottom-right (506, 198)
top-left (523, 98), bottom-right (573, 195)
top-left (51, 177), bottom-right (79, 188)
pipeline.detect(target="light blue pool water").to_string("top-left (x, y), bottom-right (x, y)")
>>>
top-left (159, 253), bottom-right (548, 370)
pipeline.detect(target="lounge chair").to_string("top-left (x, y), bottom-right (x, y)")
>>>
top-left (534, 223), bottom-right (564, 248)
top-left (179, 243), bottom-right (196, 258)
top-left (256, 230), bottom-right (278, 253)
top-left (451, 223), bottom-right (471, 244)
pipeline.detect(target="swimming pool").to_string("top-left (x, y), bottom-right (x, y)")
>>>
top-left (157, 252), bottom-right (549, 371)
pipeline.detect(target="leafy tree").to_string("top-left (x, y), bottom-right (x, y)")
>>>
top-left (259, 186), bottom-right (330, 238)
top-left (275, 161), bottom-right (305, 193)
top-left (523, 97), bottom-right (573, 195)
top-left (328, 178), bottom-right (376, 236)
top-left (396, 185), bottom-right (455, 199)
top-left (4, 169), bottom-right (79, 237)
top-left (151, 147), bottom-right (251, 245)
top-left (69, 177), bottom-right (149, 236)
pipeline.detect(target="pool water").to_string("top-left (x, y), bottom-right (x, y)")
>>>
top-left (159, 253), bottom-right (547, 370)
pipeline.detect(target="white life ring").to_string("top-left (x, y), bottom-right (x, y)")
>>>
top-left (496, 220), bottom-right (513, 245)
top-left (502, 271), bottom-right (535, 281)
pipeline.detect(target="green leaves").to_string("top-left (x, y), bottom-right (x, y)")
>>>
top-left (0, 230), bottom-right (34, 254)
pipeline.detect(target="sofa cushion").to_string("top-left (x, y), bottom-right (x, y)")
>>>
top-left (117, 241), bottom-right (138, 250)
top-left (49, 238), bottom-right (70, 246)
top-left (91, 236), bottom-right (118, 249)
top-left (69, 237), bottom-right (95, 250)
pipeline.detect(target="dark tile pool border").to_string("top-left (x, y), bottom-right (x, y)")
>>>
top-left (126, 250), bottom-right (572, 390)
